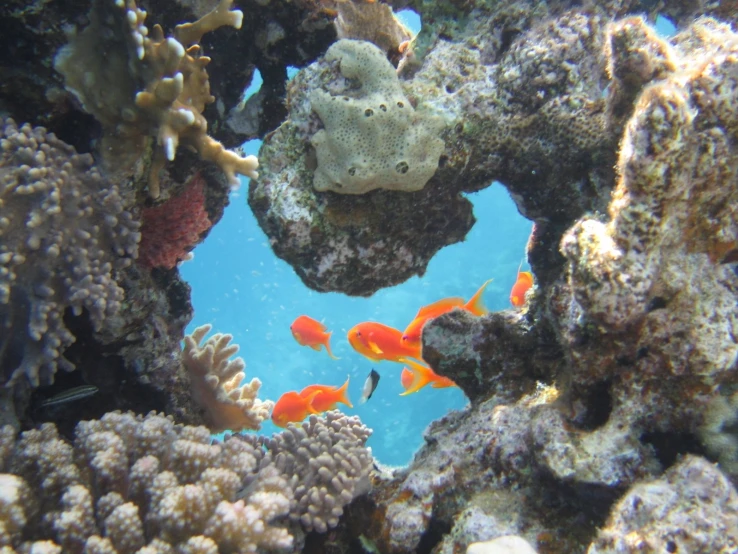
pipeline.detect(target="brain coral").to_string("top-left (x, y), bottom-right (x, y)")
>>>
top-left (310, 39), bottom-right (446, 194)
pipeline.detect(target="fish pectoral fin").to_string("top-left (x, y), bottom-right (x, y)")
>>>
top-left (368, 340), bottom-right (384, 355)
top-left (310, 344), bottom-right (322, 351)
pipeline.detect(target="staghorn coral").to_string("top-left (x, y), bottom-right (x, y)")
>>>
top-left (54, 0), bottom-right (258, 198)
top-left (182, 324), bottom-right (274, 433)
top-left (0, 119), bottom-right (140, 388)
top-left (138, 173), bottom-right (212, 270)
top-left (0, 411), bottom-right (294, 553)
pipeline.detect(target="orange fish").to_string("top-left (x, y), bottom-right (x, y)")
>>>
top-left (348, 322), bottom-right (422, 363)
top-left (510, 263), bottom-right (534, 307)
top-left (401, 279), bottom-right (493, 349)
top-left (271, 390), bottom-right (322, 428)
top-left (299, 377), bottom-right (353, 412)
top-left (290, 315), bottom-right (339, 360)
top-left (400, 359), bottom-right (457, 395)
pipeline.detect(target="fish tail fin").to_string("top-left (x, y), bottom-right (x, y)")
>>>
top-left (324, 332), bottom-right (340, 360)
top-left (465, 279), bottom-right (493, 316)
top-left (399, 360), bottom-right (435, 396)
top-left (337, 376), bottom-right (353, 408)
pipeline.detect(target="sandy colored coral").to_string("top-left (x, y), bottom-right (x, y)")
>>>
top-left (310, 39), bottom-right (445, 194)
top-left (183, 324), bottom-right (274, 432)
top-left (54, 0), bottom-right (258, 198)
top-left (0, 411), bottom-right (293, 552)
top-left (0, 119), bottom-right (140, 388)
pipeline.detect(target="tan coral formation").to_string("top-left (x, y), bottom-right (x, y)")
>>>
top-left (0, 410), bottom-right (374, 553)
top-left (0, 411), bottom-right (293, 553)
top-left (182, 324), bottom-right (274, 432)
top-left (310, 39), bottom-right (446, 194)
top-left (555, 16), bottom-right (738, 436)
top-left (54, 0), bottom-right (258, 198)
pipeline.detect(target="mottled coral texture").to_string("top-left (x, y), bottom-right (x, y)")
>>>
top-left (138, 175), bottom-right (212, 270)
top-left (0, 119), bottom-right (140, 388)
top-left (0, 410), bottom-right (372, 553)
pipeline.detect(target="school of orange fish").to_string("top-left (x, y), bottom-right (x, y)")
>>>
top-left (271, 265), bottom-right (535, 427)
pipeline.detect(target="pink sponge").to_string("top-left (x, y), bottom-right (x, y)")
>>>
top-left (138, 173), bottom-right (212, 269)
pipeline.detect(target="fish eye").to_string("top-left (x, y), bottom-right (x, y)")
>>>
top-left (356, 331), bottom-right (361, 336)
top-left (401, 335), bottom-right (408, 341)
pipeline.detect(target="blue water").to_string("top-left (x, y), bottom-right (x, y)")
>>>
top-left (181, 9), bottom-right (534, 466)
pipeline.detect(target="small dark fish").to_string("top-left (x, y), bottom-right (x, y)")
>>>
top-left (40, 385), bottom-right (99, 408)
top-left (359, 369), bottom-right (380, 404)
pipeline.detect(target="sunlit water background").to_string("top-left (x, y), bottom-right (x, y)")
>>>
top-left (181, 12), bottom-right (676, 466)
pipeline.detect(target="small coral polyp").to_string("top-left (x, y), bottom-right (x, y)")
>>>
top-left (54, 0), bottom-right (258, 198)
top-left (310, 39), bottom-right (446, 194)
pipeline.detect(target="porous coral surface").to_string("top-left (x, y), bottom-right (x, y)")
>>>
top-left (0, 410), bottom-right (373, 553)
top-left (0, 119), bottom-right (139, 388)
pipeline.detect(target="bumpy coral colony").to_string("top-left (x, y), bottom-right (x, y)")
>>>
top-left (3, 0), bottom-right (738, 552)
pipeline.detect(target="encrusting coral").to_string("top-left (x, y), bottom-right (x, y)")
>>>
top-left (138, 173), bottom-right (212, 270)
top-left (0, 409), bottom-right (373, 553)
top-left (182, 324), bottom-right (274, 433)
top-left (0, 119), bottom-right (140, 388)
top-left (310, 39), bottom-right (445, 194)
top-left (54, 0), bottom-right (258, 198)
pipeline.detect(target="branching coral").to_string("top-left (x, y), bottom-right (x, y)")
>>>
top-left (54, 0), bottom-right (258, 198)
top-left (0, 411), bottom-right (293, 553)
top-left (0, 410), bottom-right (374, 552)
top-left (259, 410), bottom-right (373, 533)
top-left (0, 119), bottom-right (140, 388)
top-left (182, 324), bottom-right (274, 432)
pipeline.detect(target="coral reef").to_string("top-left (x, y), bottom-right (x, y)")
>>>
top-left (0, 119), bottom-right (140, 388)
top-left (260, 410), bottom-right (373, 534)
top-left (182, 324), bottom-right (273, 432)
top-left (138, 174), bottom-right (213, 270)
top-left (0, 409), bottom-right (372, 553)
top-left (590, 455), bottom-right (738, 553)
top-left (310, 39), bottom-right (445, 194)
top-left (54, 0), bottom-right (258, 198)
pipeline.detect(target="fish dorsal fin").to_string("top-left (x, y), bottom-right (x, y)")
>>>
top-left (414, 297), bottom-right (465, 319)
top-left (464, 279), bottom-right (493, 316)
